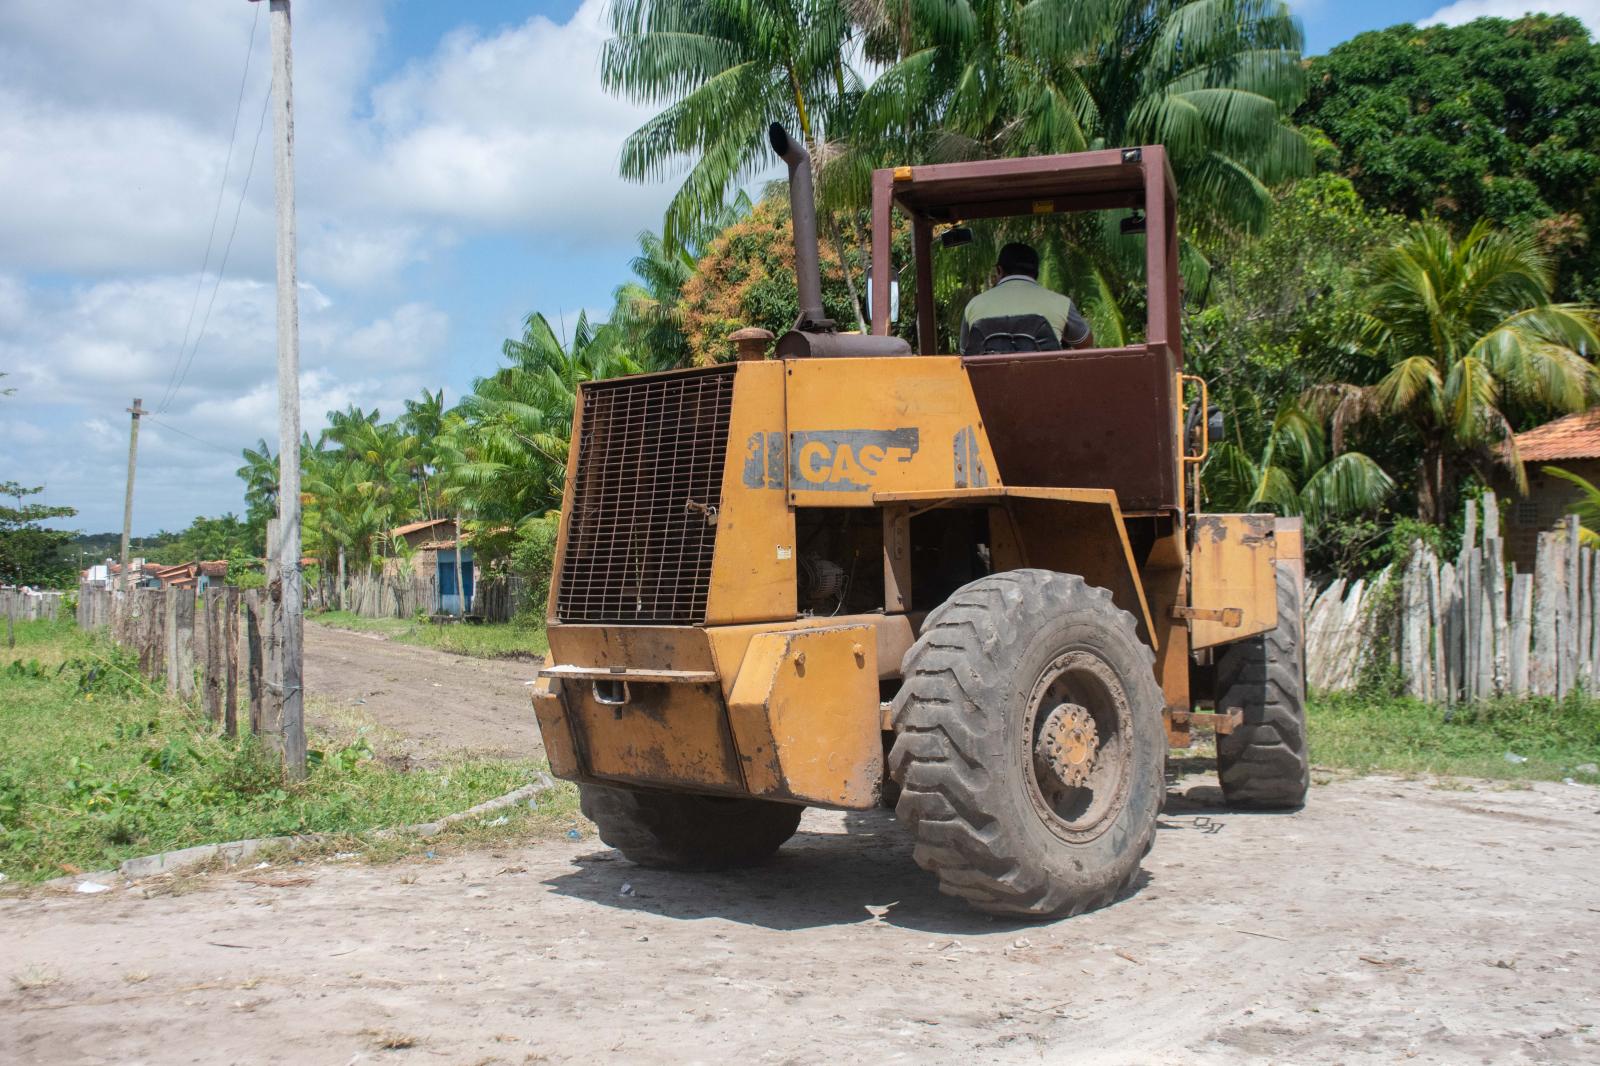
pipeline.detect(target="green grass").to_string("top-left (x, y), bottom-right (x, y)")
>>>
top-left (309, 611), bottom-right (549, 659)
top-left (0, 620), bottom-right (572, 884)
top-left (1308, 691), bottom-right (1600, 783)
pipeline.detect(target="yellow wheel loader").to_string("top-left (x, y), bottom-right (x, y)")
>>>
top-left (531, 125), bottom-right (1307, 919)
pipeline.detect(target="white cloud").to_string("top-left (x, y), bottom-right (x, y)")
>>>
top-left (0, 273), bottom-right (447, 529)
top-left (0, 0), bottom-right (683, 531)
top-left (0, 0), bottom-right (670, 283)
top-left (1423, 1), bottom-right (1600, 33)
top-left (366, 0), bottom-right (667, 240)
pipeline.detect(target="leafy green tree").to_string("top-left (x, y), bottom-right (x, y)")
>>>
top-left (440, 312), bottom-right (642, 532)
top-left (840, 0), bottom-right (1308, 232)
top-left (143, 514), bottom-right (256, 565)
top-left (1543, 465), bottom-right (1600, 547)
top-left (1188, 174), bottom-right (1401, 453)
top-left (236, 439), bottom-right (278, 548)
top-left (603, 0), bottom-right (857, 248)
top-left (1299, 15), bottom-right (1600, 301)
top-left (1205, 405), bottom-right (1394, 522)
top-left (400, 389), bottom-right (448, 521)
top-left (0, 482), bottom-right (77, 587)
top-left (833, 0), bottom-right (1311, 347)
top-left (612, 192), bottom-right (753, 371)
top-left (677, 193), bottom-right (879, 362)
top-left (1311, 219), bottom-right (1600, 525)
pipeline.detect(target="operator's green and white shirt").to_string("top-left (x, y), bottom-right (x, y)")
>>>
top-left (960, 275), bottom-right (1090, 355)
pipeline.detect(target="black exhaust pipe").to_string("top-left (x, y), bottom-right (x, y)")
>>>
top-left (768, 123), bottom-right (831, 332)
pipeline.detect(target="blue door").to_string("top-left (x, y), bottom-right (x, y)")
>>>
top-left (437, 550), bottom-right (475, 614)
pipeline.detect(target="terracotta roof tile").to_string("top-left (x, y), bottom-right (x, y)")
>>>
top-left (389, 517), bottom-right (455, 537)
top-left (1516, 408), bottom-right (1600, 462)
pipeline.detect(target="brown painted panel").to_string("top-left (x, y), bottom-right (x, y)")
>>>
top-left (964, 346), bottom-right (1178, 512)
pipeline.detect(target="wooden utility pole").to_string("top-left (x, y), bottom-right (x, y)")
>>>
top-left (260, 0), bottom-right (305, 778)
top-left (119, 398), bottom-right (145, 591)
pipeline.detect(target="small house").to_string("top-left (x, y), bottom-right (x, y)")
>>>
top-left (386, 517), bottom-right (474, 615)
top-left (1508, 408), bottom-right (1600, 569)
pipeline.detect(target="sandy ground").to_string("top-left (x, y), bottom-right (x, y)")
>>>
top-left (301, 622), bottom-right (545, 763)
top-left (4, 772), bottom-right (1598, 1065)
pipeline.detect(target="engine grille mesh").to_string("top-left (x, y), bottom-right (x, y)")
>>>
top-left (556, 366), bottom-right (735, 624)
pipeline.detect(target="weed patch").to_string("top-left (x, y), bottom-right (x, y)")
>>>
top-left (1309, 690), bottom-right (1600, 782)
top-left (309, 612), bottom-right (548, 659)
top-left (0, 621), bottom-right (552, 884)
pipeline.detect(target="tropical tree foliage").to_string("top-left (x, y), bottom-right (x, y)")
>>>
top-left (0, 482), bottom-right (77, 587)
top-left (602, 0), bottom-right (858, 247)
top-left (439, 311), bottom-right (642, 536)
top-left (1206, 405), bottom-right (1393, 522)
top-left (1300, 14), bottom-right (1600, 301)
top-left (1311, 219), bottom-right (1600, 524)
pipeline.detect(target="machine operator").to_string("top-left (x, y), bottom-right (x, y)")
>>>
top-left (959, 242), bottom-right (1095, 355)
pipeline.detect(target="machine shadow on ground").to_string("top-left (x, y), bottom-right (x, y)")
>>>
top-left (544, 808), bottom-right (1158, 935)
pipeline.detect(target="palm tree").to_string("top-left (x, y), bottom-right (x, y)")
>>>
top-left (441, 312), bottom-right (642, 526)
top-left (1544, 466), bottom-right (1600, 547)
top-left (837, 1), bottom-right (1307, 228)
top-left (1312, 219), bottom-right (1600, 524)
top-left (400, 388), bottom-right (448, 521)
top-left (1206, 405), bottom-right (1394, 523)
top-left (825, 0), bottom-right (1311, 347)
top-left (236, 438), bottom-right (278, 549)
top-left (611, 192), bottom-right (753, 371)
top-left (603, 0), bottom-right (857, 248)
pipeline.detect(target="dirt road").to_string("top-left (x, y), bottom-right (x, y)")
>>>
top-left (302, 622), bottom-right (544, 763)
top-left (4, 774), bottom-right (1597, 1064)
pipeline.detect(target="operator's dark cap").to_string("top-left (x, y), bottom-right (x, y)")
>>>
top-left (997, 242), bottom-right (1039, 277)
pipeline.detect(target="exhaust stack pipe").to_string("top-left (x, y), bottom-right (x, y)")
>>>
top-left (769, 123), bottom-right (831, 332)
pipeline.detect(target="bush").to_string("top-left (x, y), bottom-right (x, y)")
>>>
top-left (509, 513), bottom-right (561, 614)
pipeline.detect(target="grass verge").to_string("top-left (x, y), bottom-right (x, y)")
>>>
top-left (309, 610), bottom-right (549, 659)
top-left (0, 619), bottom-right (570, 884)
top-left (1308, 691), bottom-right (1600, 783)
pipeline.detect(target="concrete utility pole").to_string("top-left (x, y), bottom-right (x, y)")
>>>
top-left (261, 0), bottom-right (305, 778)
top-left (119, 398), bottom-right (145, 592)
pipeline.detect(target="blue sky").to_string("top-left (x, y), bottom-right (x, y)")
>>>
top-left (2, 0), bottom-right (1595, 537)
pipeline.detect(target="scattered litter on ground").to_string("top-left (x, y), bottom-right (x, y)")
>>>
top-left (74, 881), bottom-right (110, 894)
top-left (1504, 752), bottom-right (1529, 764)
top-left (619, 883), bottom-right (635, 897)
top-left (566, 829), bottom-right (581, 840)
top-left (484, 815), bottom-right (509, 827)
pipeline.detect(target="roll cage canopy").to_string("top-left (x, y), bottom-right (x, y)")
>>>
top-left (867, 145), bottom-right (1182, 364)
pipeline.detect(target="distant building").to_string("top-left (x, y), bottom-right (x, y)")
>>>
top-left (385, 517), bottom-right (474, 615)
top-left (1508, 408), bottom-right (1600, 569)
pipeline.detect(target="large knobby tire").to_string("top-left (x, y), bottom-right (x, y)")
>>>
top-left (578, 784), bottom-right (803, 870)
top-left (888, 569), bottom-right (1165, 919)
top-left (1215, 562), bottom-right (1309, 809)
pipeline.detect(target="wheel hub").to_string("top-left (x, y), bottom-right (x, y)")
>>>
top-left (1035, 702), bottom-right (1099, 790)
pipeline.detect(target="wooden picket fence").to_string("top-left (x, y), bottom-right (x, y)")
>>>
top-left (1306, 492), bottom-right (1596, 702)
top-left (2, 587), bottom-right (65, 624)
top-left (76, 583), bottom-right (285, 739)
top-left (304, 571), bottom-right (535, 623)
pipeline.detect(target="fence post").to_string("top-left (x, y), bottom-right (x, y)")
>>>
top-left (224, 587), bottom-right (240, 737)
top-left (145, 588), bottom-right (167, 682)
top-left (1509, 569), bottom-right (1532, 697)
top-left (203, 587), bottom-right (223, 722)
top-left (173, 589), bottom-right (196, 699)
top-left (245, 588), bottom-right (264, 734)
top-left (1532, 532), bottom-right (1558, 696)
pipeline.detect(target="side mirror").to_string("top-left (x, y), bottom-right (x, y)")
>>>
top-left (1206, 405), bottom-right (1224, 443)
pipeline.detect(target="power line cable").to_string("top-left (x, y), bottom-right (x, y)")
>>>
top-left (158, 84), bottom-right (272, 415)
top-left (159, 2), bottom-right (262, 414)
top-left (145, 416), bottom-right (240, 457)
